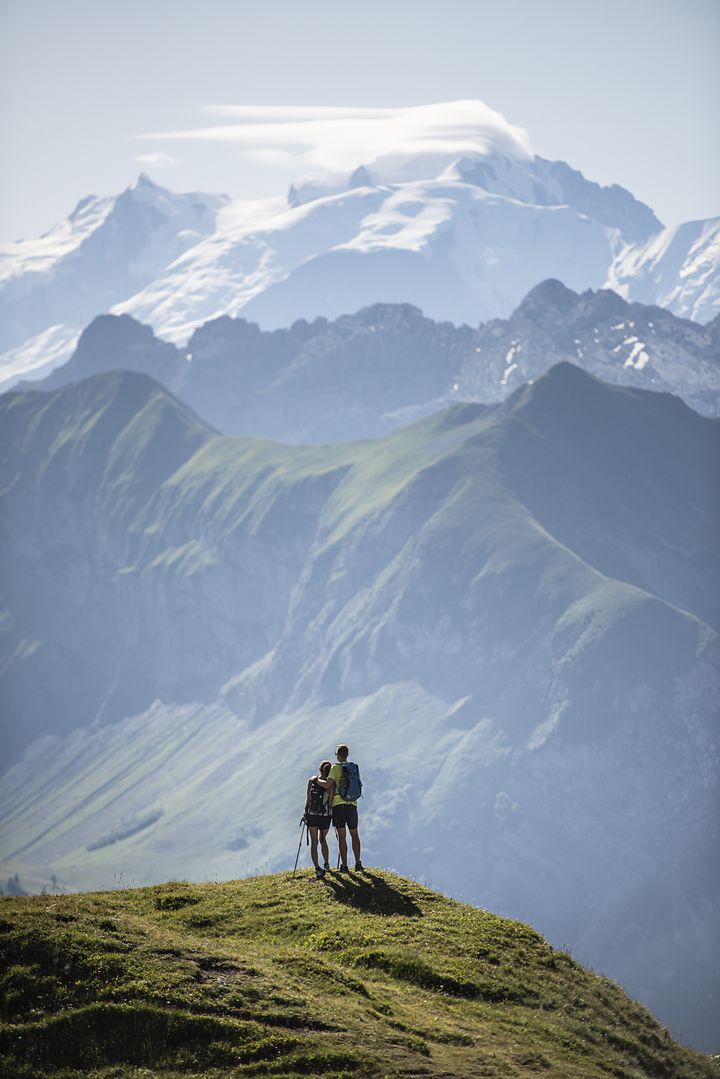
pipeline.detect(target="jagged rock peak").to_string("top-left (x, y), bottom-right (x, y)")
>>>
top-left (75, 313), bottom-right (158, 351)
top-left (132, 172), bottom-right (161, 190)
top-left (513, 278), bottom-right (580, 318)
top-left (349, 165), bottom-right (373, 189)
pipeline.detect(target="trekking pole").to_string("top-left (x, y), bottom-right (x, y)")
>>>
top-left (292, 819), bottom-right (306, 878)
top-left (334, 826), bottom-right (341, 869)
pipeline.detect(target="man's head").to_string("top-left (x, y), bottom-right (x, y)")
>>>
top-left (336, 744), bottom-right (349, 761)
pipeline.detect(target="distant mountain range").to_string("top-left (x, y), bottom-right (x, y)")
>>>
top-left (1, 129), bottom-right (717, 389)
top-left (1, 362), bottom-right (718, 1049)
top-left (28, 282), bottom-right (720, 443)
top-left (1, 100), bottom-right (718, 1053)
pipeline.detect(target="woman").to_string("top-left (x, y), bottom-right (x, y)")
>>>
top-left (305, 759), bottom-right (333, 879)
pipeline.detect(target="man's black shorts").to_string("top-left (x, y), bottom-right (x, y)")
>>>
top-left (306, 814), bottom-right (332, 830)
top-left (332, 803), bottom-right (358, 830)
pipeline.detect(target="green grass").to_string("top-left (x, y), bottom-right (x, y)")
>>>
top-left (0, 870), bottom-right (716, 1078)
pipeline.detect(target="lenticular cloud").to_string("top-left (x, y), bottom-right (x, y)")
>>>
top-left (142, 100), bottom-right (534, 176)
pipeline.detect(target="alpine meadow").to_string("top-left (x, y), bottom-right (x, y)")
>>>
top-left (1, 3), bottom-right (719, 1075)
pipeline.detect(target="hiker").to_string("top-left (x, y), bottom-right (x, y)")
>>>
top-left (305, 760), bottom-right (333, 879)
top-left (317, 743), bottom-right (363, 873)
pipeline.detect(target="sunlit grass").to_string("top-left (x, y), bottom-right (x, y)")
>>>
top-left (1, 870), bottom-right (715, 1078)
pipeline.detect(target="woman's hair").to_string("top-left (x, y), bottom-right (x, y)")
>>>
top-left (318, 759), bottom-right (332, 778)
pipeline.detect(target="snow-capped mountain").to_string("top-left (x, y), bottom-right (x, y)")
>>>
top-left (0, 175), bottom-right (227, 384)
top-left (607, 216), bottom-right (720, 323)
top-left (112, 178), bottom-right (624, 340)
top-left (110, 139), bottom-right (664, 341)
top-left (288, 144), bottom-right (661, 242)
top-left (0, 101), bottom-right (717, 391)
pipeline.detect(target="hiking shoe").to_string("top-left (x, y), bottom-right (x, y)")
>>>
top-left (339, 864), bottom-right (349, 873)
top-left (323, 863), bottom-right (330, 871)
top-left (315, 867), bottom-right (326, 880)
top-left (354, 862), bottom-right (364, 871)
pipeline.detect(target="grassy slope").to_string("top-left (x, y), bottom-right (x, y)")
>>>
top-left (1, 870), bottom-right (716, 1079)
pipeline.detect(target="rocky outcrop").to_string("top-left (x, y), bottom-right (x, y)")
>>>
top-left (26, 286), bottom-right (720, 447)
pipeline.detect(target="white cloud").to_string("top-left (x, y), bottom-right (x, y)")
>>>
top-left (206, 105), bottom-right (392, 121)
top-left (241, 147), bottom-right (299, 167)
top-left (136, 151), bottom-right (179, 168)
top-left (140, 101), bottom-right (533, 178)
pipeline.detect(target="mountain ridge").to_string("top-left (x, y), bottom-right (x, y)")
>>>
top-left (20, 285), bottom-right (720, 447)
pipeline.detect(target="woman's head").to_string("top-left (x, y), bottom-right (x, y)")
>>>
top-left (318, 759), bottom-right (332, 778)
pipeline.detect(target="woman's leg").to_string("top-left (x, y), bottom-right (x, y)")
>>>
top-left (309, 826), bottom-right (320, 868)
top-left (320, 828), bottom-right (330, 867)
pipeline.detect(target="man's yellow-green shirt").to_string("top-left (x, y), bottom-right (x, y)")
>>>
top-left (329, 762), bottom-right (357, 807)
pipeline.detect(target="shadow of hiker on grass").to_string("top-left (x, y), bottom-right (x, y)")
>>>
top-left (321, 870), bottom-right (422, 917)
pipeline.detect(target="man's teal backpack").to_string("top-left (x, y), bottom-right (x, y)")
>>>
top-left (339, 761), bottom-right (363, 801)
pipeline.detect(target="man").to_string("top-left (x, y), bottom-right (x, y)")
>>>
top-left (326, 743), bottom-right (363, 872)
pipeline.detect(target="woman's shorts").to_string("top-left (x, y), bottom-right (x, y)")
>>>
top-left (306, 814), bottom-right (332, 831)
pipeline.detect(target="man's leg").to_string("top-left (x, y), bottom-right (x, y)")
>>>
top-left (309, 827), bottom-right (319, 869)
top-left (336, 826), bottom-right (348, 867)
top-left (349, 828), bottom-right (362, 866)
top-left (320, 830), bottom-right (330, 867)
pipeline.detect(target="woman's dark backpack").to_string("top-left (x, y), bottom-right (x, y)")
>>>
top-left (305, 779), bottom-right (329, 817)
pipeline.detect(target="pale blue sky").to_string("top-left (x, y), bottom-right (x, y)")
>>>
top-left (1, 0), bottom-right (718, 242)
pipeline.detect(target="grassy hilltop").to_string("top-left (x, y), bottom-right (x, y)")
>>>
top-left (0, 869), bottom-right (716, 1079)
